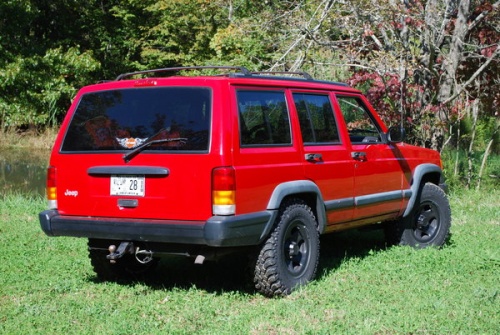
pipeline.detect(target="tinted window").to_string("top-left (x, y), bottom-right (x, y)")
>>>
top-left (336, 96), bottom-right (381, 143)
top-left (237, 90), bottom-right (291, 146)
top-left (293, 93), bottom-right (340, 144)
top-left (61, 87), bottom-right (211, 152)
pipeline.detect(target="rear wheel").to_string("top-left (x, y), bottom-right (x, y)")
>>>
top-left (88, 239), bottom-right (159, 281)
top-left (385, 183), bottom-right (451, 248)
top-left (254, 199), bottom-right (320, 297)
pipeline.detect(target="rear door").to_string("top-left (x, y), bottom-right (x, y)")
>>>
top-left (231, 87), bottom-right (304, 214)
top-left (292, 91), bottom-right (354, 227)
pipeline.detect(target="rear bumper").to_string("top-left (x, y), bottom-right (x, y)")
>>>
top-left (39, 210), bottom-right (276, 247)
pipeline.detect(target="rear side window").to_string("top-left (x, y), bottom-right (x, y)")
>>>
top-left (61, 87), bottom-right (211, 152)
top-left (237, 90), bottom-right (291, 146)
top-left (293, 93), bottom-right (340, 145)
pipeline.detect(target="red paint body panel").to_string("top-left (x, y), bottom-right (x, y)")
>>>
top-left (44, 71), bottom-right (444, 240)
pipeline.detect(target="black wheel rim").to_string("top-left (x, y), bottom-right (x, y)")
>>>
top-left (283, 219), bottom-right (310, 277)
top-left (413, 200), bottom-right (440, 243)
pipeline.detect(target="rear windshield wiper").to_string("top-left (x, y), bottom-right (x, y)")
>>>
top-left (123, 137), bottom-right (187, 163)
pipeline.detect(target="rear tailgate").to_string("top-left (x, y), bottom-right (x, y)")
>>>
top-left (52, 83), bottom-right (216, 221)
top-left (53, 153), bottom-right (216, 221)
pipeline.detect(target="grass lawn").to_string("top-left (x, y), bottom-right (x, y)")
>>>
top-left (0, 188), bottom-right (498, 334)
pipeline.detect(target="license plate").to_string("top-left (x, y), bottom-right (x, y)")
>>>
top-left (110, 175), bottom-right (145, 196)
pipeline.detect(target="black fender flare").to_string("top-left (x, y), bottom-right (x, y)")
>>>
top-left (403, 163), bottom-right (443, 217)
top-left (262, 180), bottom-right (327, 240)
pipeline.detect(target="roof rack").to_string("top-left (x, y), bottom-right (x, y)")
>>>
top-left (251, 71), bottom-right (313, 80)
top-left (113, 65), bottom-right (349, 87)
top-left (247, 72), bottom-right (348, 87)
top-left (115, 66), bottom-right (251, 81)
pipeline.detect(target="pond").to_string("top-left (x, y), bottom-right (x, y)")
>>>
top-left (0, 148), bottom-right (49, 197)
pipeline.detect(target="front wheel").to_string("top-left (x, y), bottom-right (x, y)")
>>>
top-left (254, 199), bottom-right (320, 297)
top-left (385, 183), bottom-right (451, 248)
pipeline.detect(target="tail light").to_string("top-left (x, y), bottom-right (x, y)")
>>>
top-left (212, 167), bottom-right (235, 215)
top-left (46, 166), bottom-right (57, 209)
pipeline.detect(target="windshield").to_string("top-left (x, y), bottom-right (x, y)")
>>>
top-left (61, 87), bottom-right (211, 152)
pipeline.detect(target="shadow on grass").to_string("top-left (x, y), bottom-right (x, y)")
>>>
top-left (86, 227), bottom-right (390, 295)
top-left (317, 227), bottom-right (388, 274)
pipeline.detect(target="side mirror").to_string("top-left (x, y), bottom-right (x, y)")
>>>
top-left (387, 126), bottom-right (405, 143)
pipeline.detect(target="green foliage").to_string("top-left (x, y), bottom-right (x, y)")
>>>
top-left (1, 190), bottom-right (499, 334)
top-left (0, 0), bottom-right (497, 156)
top-left (210, 19), bottom-right (275, 68)
top-left (0, 48), bottom-right (100, 128)
top-left (138, 0), bottom-right (221, 67)
top-left (459, 116), bottom-right (500, 153)
top-left (0, 0), bottom-right (104, 129)
top-left (439, 115), bottom-right (499, 190)
top-left (441, 149), bottom-right (500, 190)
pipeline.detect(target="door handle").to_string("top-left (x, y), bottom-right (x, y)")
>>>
top-left (351, 151), bottom-right (367, 161)
top-left (305, 153), bottom-right (323, 162)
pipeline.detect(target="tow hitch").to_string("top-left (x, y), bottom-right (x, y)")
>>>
top-left (107, 242), bottom-right (134, 263)
top-left (107, 242), bottom-right (154, 264)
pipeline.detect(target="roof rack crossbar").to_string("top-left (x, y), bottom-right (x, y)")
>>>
top-left (251, 71), bottom-right (313, 80)
top-left (115, 66), bottom-right (251, 81)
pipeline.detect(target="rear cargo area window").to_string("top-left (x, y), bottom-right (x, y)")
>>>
top-left (61, 87), bottom-right (211, 152)
top-left (237, 90), bottom-right (291, 146)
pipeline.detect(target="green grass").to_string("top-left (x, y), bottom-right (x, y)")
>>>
top-left (1, 190), bottom-right (498, 335)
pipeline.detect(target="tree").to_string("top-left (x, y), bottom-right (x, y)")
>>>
top-left (0, 1), bottom-right (102, 129)
top-left (1, 0), bottom-right (498, 154)
top-left (298, 0), bottom-right (499, 151)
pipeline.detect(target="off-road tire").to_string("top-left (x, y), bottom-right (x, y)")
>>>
top-left (254, 198), bottom-right (320, 297)
top-left (88, 239), bottom-right (159, 281)
top-left (385, 183), bottom-right (451, 248)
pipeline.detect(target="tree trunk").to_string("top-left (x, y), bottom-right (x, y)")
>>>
top-left (476, 121), bottom-right (499, 190)
top-left (466, 99), bottom-right (479, 189)
top-left (428, 0), bottom-right (470, 152)
top-left (437, 0), bottom-right (470, 107)
top-left (476, 138), bottom-right (494, 190)
top-left (454, 120), bottom-right (461, 178)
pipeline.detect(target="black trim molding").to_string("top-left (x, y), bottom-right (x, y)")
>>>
top-left (88, 166), bottom-right (169, 176)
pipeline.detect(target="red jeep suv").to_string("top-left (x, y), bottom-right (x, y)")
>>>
top-left (39, 66), bottom-right (451, 296)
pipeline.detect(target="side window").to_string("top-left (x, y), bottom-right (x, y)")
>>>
top-left (237, 90), bottom-right (291, 146)
top-left (336, 96), bottom-right (381, 143)
top-left (293, 93), bottom-right (340, 145)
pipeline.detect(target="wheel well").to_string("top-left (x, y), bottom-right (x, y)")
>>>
top-left (412, 172), bottom-right (441, 208)
top-left (403, 164), bottom-right (444, 217)
top-left (281, 192), bottom-right (316, 210)
top-left (280, 192), bottom-right (324, 233)
top-left (419, 171), bottom-right (441, 186)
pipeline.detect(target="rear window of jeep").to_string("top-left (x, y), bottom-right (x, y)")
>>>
top-left (61, 87), bottom-right (211, 152)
